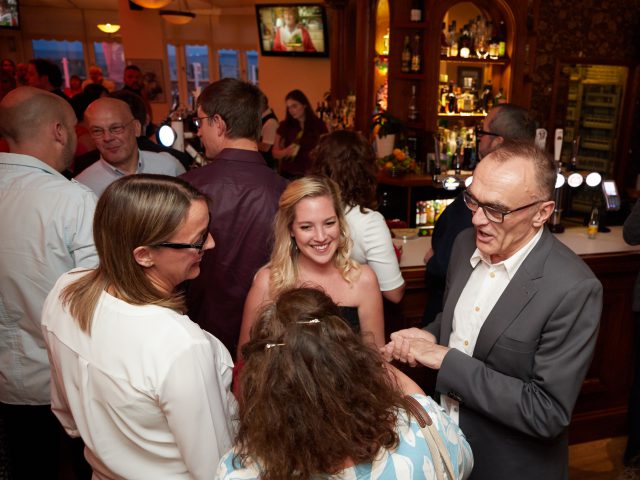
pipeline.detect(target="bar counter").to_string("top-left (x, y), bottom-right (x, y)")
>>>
top-left (386, 226), bottom-right (640, 444)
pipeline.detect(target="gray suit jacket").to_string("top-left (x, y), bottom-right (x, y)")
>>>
top-left (623, 199), bottom-right (640, 311)
top-left (426, 226), bottom-right (602, 480)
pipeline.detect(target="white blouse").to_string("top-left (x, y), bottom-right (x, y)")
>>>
top-left (42, 269), bottom-right (236, 480)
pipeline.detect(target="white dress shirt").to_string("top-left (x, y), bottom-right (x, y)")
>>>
top-left (75, 149), bottom-right (186, 197)
top-left (0, 153), bottom-right (97, 405)
top-left (443, 228), bottom-right (543, 423)
top-left (42, 269), bottom-right (236, 480)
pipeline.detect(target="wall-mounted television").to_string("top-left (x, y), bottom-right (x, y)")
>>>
top-left (255, 4), bottom-right (329, 58)
top-left (0, 0), bottom-right (20, 29)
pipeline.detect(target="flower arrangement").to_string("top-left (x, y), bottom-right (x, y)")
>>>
top-left (370, 110), bottom-right (404, 138)
top-left (379, 148), bottom-right (417, 175)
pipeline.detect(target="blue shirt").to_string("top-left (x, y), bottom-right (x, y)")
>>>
top-left (216, 393), bottom-right (474, 479)
top-left (0, 153), bottom-right (98, 405)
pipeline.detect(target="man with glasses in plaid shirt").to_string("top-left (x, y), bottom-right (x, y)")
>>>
top-left (385, 140), bottom-right (602, 480)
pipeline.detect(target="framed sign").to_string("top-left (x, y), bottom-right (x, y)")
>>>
top-left (457, 66), bottom-right (483, 89)
top-left (127, 58), bottom-right (166, 103)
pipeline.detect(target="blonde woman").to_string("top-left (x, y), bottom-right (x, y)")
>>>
top-left (238, 176), bottom-right (384, 357)
top-left (42, 174), bottom-right (235, 480)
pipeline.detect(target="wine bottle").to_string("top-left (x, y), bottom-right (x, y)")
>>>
top-left (410, 34), bottom-right (422, 73)
top-left (401, 36), bottom-right (411, 73)
top-left (408, 85), bottom-right (418, 121)
top-left (440, 22), bottom-right (449, 56)
top-left (410, 0), bottom-right (423, 22)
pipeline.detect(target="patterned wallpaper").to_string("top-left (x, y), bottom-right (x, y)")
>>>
top-left (529, 0), bottom-right (640, 127)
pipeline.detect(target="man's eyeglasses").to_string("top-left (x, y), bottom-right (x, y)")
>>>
top-left (151, 232), bottom-right (209, 253)
top-left (89, 118), bottom-right (136, 139)
top-left (475, 125), bottom-right (501, 139)
top-left (193, 115), bottom-right (215, 129)
top-left (462, 190), bottom-right (543, 224)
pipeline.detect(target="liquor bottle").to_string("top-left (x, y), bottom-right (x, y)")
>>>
top-left (410, 34), bottom-right (422, 73)
top-left (449, 22), bottom-right (459, 57)
top-left (497, 20), bottom-right (507, 57)
top-left (447, 82), bottom-right (457, 113)
top-left (588, 207), bottom-right (599, 239)
top-left (401, 36), bottom-right (411, 73)
top-left (410, 0), bottom-right (423, 22)
top-left (440, 22), bottom-right (449, 56)
top-left (408, 85), bottom-right (418, 121)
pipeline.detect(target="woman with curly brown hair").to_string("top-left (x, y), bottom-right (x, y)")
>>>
top-left (311, 130), bottom-right (405, 303)
top-left (218, 287), bottom-right (473, 480)
top-left (238, 176), bottom-right (385, 355)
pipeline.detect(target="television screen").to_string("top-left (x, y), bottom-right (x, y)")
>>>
top-left (255, 4), bottom-right (329, 58)
top-left (0, 0), bottom-right (19, 29)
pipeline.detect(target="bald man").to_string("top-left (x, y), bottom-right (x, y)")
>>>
top-left (75, 97), bottom-right (184, 196)
top-left (0, 86), bottom-right (97, 478)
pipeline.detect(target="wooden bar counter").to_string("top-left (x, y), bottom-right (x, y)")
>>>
top-left (385, 226), bottom-right (640, 444)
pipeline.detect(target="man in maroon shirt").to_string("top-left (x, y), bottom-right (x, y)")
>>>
top-left (181, 79), bottom-right (287, 357)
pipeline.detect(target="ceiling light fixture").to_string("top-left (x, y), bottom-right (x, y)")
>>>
top-left (160, 0), bottom-right (195, 25)
top-left (160, 10), bottom-right (196, 25)
top-left (129, 0), bottom-right (172, 8)
top-left (97, 23), bottom-right (121, 34)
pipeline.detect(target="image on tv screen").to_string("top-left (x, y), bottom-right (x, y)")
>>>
top-left (256, 4), bottom-right (328, 57)
top-left (0, 0), bottom-right (19, 29)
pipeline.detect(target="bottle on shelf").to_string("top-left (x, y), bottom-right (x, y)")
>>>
top-left (410, 0), bottom-right (423, 22)
top-left (588, 207), bottom-right (599, 239)
top-left (407, 84), bottom-right (419, 121)
top-left (410, 34), bottom-right (422, 73)
top-left (494, 87), bottom-right (506, 104)
top-left (401, 36), bottom-right (411, 73)
top-left (440, 22), bottom-right (449, 56)
top-left (449, 21), bottom-right (458, 57)
top-left (497, 20), bottom-right (507, 57)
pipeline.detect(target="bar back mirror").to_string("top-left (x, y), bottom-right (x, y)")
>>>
top-left (550, 62), bottom-right (628, 216)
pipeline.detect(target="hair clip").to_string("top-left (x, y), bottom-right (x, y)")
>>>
top-left (265, 343), bottom-right (285, 350)
top-left (297, 318), bottom-right (320, 325)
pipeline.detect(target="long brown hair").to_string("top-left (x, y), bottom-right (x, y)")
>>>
top-left (310, 130), bottom-right (378, 211)
top-left (236, 287), bottom-right (412, 480)
top-left (268, 176), bottom-right (357, 297)
top-left (61, 174), bottom-right (207, 333)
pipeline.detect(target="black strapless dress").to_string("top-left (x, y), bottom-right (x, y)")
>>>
top-left (338, 306), bottom-right (360, 333)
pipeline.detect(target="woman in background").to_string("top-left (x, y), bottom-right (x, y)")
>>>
top-left (272, 89), bottom-right (327, 179)
top-left (238, 176), bottom-right (384, 355)
top-left (219, 287), bottom-right (473, 479)
top-left (312, 130), bottom-right (405, 303)
top-left (42, 174), bottom-right (235, 479)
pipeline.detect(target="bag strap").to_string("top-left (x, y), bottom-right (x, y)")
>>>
top-left (405, 396), bottom-right (456, 480)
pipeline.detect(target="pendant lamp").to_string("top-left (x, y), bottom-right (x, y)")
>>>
top-left (130, 0), bottom-right (172, 9)
top-left (160, 0), bottom-right (195, 25)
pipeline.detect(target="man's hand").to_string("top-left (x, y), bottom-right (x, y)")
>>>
top-left (381, 328), bottom-right (437, 366)
top-left (406, 339), bottom-right (450, 370)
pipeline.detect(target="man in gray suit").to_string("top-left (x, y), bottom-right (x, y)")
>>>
top-left (384, 141), bottom-right (602, 479)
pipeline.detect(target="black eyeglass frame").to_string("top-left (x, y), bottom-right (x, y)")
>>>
top-left (193, 114), bottom-right (215, 129)
top-left (151, 240), bottom-right (206, 253)
top-left (89, 118), bottom-right (136, 139)
top-left (463, 190), bottom-right (543, 223)
top-left (475, 125), bottom-right (501, 139)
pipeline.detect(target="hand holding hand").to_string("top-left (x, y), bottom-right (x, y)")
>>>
top-left (406, 338), bottom-right (450, 370)
top-left (381, 328), bottom-right (437, 366)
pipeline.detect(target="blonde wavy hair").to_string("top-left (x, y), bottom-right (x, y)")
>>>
top-left (269, 176), bottom-right (358, 296)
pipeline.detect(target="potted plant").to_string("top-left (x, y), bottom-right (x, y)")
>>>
top-left (378, 148), bottom-right (417, 177)
top-left (370, 111), bottom-right (404, 158)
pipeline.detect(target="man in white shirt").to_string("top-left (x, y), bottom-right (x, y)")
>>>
top-left (384, 141), bottom-right (602, 480)
top-left (0, 86), bottom-right (97, 478)
top-left (75, 97), bottom-right (185, 196)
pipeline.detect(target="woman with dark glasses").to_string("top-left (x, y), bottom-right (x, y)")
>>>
top-left (42, 174), bottom-right (235, 479)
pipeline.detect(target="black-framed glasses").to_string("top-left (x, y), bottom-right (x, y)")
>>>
top-left (193, 115), bottom-right (215, 129)
top-left (89, 118), bottom-right (136, 139)
top-left (463, 190), bottom-right (543, 224)
top-left (475, 125), bottom-right (501, 139)
top-left (151, 231), bottom-right (209, 253)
